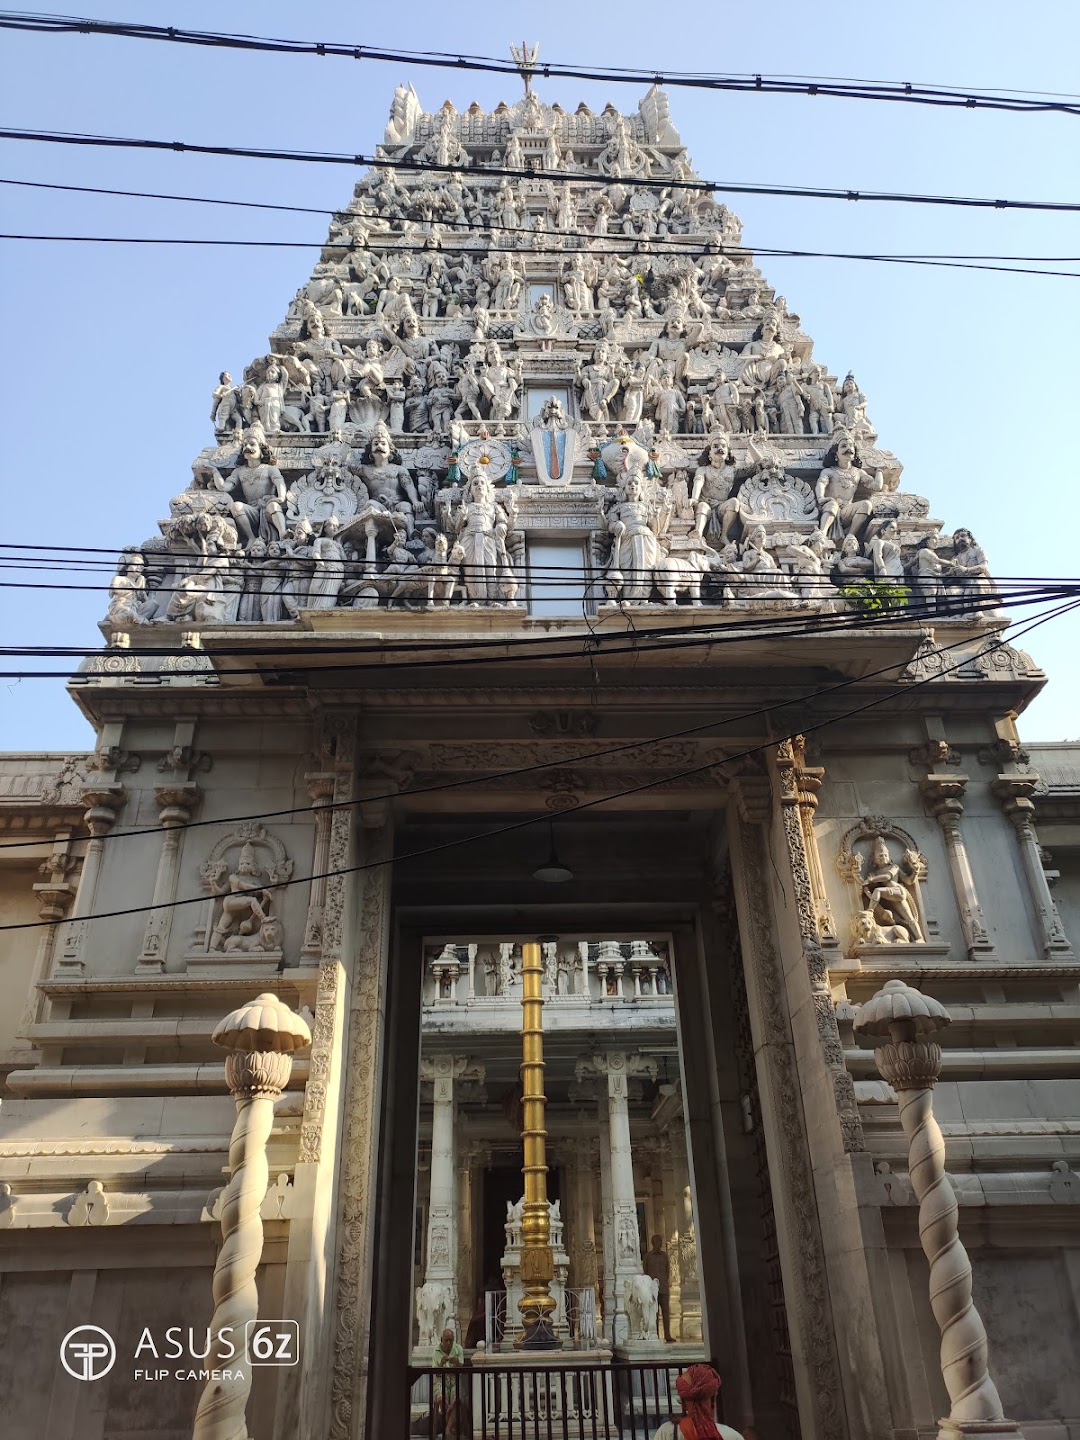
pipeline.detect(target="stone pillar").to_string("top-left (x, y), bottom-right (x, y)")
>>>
top-left (56, 785), bottom-right (126, 974)
top-left (193, 994), bottom-right (310, 1440)
top-left (300, 773), bottom-right (335, 962)
top-left (992, 775), bottom-right (1074, 958)
top-left (596, 1106), bottom-right (616, 1342)
top-left (18, 834), bottom-right (77, 1035)
top-left (571, 1136), bottom-right (598, 1297)
top-left (658, 1133), bottom-right (683, 1338)
top-left (135, 784), bottom-right (201, 974)
top-left (776, 736), bottom-right (838, 946)
top-left (671, 1126), bottom-right (702, 1341)
top-left (919, 772), bottom-right (994, 958)
top-left (577, 1051), bottom-right (657, 1345)
top-left (854, 981), bottom-right (1022, 1440)
top-left (417, 1055), bottom-right (461, 1347)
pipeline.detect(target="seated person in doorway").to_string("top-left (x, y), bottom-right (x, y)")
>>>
top-left (430, 1327), bottom-right (469, 1440)
top-left (643, 1234), bottom-right (674, 1342)
top-left (651, 1363), bottom-right (746, 1440)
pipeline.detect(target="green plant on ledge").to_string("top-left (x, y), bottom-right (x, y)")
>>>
top-left (838, 580), bottom-right (912, 615)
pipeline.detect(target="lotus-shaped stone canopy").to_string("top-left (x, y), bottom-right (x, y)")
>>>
top-left (212, 992), bottom-right (312, 1055)
top-left (852, 978), bottom-right (952, 1040)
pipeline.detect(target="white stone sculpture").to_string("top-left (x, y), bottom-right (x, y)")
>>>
top-left (105, 88), bottom-right (990, 631)
top-left (624, 1273), bottom-right (660, 1341)
top-left (193, 995), bottom-right (310, 1440)
top-left (415, 1279), bottom-right (455, 1349)
top-left (839, 820), bottom-right (928, 949)
top-left (853, 982), bottom-right (1022, 1440)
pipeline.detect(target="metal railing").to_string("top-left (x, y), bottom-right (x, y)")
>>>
top-left (408, 1359), bottom-right (702, 1440)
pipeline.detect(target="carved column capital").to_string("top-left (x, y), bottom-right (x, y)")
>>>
top-left (991, 774), bottom-right (1038, 831)
top-left (79, 784), bottom-right (126, 836)
top-left (919, 773), bottom-right (968, 827)
top-left (154, 782), bottom-right (202, 827)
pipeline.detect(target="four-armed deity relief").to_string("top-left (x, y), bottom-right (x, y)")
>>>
top-left (102, 85), bottom-right (997, 622)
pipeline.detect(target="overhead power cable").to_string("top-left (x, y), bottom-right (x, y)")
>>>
top-left (3, 232), bottom-right (1076, 279)
top-left (0, 13), bottom-right (1076, 117)
top-left (5, 179), bottom-right (1079, 273)
top-left (0, 614), bottom-right (1017, 851)
top-left (0, 590), bottom-right (1059, 680)
top-left (0, 598), bottom-right (1070, 933)
top-left (2, 127), bottom-right (1077, 215)
top-left (0, 611), bottom-right (1042, 855)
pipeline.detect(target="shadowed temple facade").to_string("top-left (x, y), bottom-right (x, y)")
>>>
top-left (0, 72), bottom-right (1078, 1440)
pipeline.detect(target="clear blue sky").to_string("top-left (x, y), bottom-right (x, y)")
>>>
top-left (1, 0), bottom-right (1078, 750)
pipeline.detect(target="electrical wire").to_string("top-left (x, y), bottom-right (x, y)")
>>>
top-left (1, 14), bottom-right (1076, 117)
top-left (3, 233), bottom-right (1076, 279)
top-left (0, 603), bottom-right (1048, 853)
top-left (0, 592), bottom-right (1061, 680)
top-left (5, 178), bottom-right (1079, 272)
top-left (2, 127), bottom-right (1077, 215)
top-left (0, 597), bottom-right (1069, 932)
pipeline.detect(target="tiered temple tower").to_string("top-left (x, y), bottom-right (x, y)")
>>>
top-left (1, 75), bottom-right (1079, 1440)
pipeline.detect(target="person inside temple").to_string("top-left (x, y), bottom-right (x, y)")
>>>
top-left (651, 1364), bottom-right (746, 1440)
top-left (429, 1326), bottom-right (468, 1440)
top-left (643, 1233), bottom-right (674, 1342)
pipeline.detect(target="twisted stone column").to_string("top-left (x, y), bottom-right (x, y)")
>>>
top-left (193, 994), bottom-right (311, 1440)
top-left (855, 980), bottom-right (1021, 1440)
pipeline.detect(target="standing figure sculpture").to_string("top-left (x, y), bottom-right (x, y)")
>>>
top-left (307, 518), bottom-right (346, 610)
top-left (691, 435), bottom-right (741, 544)
top-left (603, 473), bottom-right (668, 604)
top-left (451, 473), bottom-right (517, 605)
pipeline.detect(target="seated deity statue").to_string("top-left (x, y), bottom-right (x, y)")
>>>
top-left (814, 430), bottom-right (883, 544)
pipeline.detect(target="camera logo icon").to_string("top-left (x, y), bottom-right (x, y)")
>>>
top-left (60, 1325), bottom-right (117, 1382)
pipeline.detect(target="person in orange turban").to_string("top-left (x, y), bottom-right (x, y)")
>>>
top-left (647, 1364), bottom-right (745, 1440)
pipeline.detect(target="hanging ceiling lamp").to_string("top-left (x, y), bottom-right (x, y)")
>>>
top-left (532, 819), bottom-right (574, 883)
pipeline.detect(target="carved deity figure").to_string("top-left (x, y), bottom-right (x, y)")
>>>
top-left (603, 473), bottom-right (669, 604)
top-left (479, 342), bottom-right (518, 422)
top-left (815, 430), bottom-right (883, 543)
top-left (450, 473), bottom-right (517, 604)
top-left (857, 835), bottom-right (924, 943)
top-left (691, 435), bottom-right (740, 543)
top-left (579, 342), bottom-right (620, 422)
top-left (211, 372), bottom-right (243, 432)
top-left (217, 437), bottom-right (289, 548)
top-left (354, 423), bottom-right (418, 535)
top-left (208, 841), bottom-right (275, 952)
top-left (107, 551), bottom-right (148, 625)
top-left (254, 363), bottom-right (286, 433)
